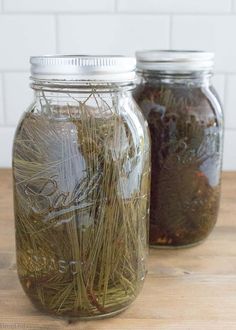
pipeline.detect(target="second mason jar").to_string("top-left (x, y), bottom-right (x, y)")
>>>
top-left (13, 55), bottom-right (150, 319)
top-left (134, 50), bottom-right (223, 248)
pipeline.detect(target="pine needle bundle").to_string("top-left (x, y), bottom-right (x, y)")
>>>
top-left (134, 83), bottom-right (223, 247)
top-left (13, 91), bottom-right (150, 318)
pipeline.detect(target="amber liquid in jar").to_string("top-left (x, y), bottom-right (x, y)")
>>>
top-left (134, 51), bottom-right (223, 248)
top-left (13, 55), bottom-right (150, 319)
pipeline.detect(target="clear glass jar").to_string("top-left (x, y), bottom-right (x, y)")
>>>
top-left (134, 50), bottom-right (223, 248)
top-left (13, 55), bottom-right (150, 319)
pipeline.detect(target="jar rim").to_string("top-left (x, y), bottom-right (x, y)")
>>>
top-left (136, 50), bottom-right (215, 72)
top-left (30, 55), bottom-right (136, 82)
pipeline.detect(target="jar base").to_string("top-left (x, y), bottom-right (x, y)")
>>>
top-left (60, 305), bottom-right (130, 321)
top-left (150, 238), bottom-right (207, 249)
top-left (28, 296), bottom-right (131, 321)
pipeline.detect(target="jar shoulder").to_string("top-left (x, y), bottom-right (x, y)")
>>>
top-left (13, 94), bottom-right (150, 160)
top-left (133, 82), bottom-right (223, 125)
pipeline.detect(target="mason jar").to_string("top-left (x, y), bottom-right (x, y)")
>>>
top-left (134, 50), bottom-right (223, 248)
top-left (12, 55), bottom-right (150, 319)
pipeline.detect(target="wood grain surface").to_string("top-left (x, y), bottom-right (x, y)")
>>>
top-left (0, 169), bottom-right (236, 329)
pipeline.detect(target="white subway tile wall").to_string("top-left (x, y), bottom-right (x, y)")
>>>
top-left (212, 74), bottom-right (225, 103)
top-left (0, 0), bottom-right (235, 169)
top-left (172, 16), bottom-right (236, 73)
top-left (58, 15), bottom-right (170, 55)
top-left (0, 75), bottom-right (4, 125)
top-left (4, 0), bottom-right (115, 13)
top-left (0, 127), bottom-right (15, 167)
top-left (0, 15), bottom-right (56, 70)
top-left (223, 130), bottom-right (236, 170)
top-left (4, 73), bottom-right (33, 126)
top-left (225, 75), bottom-right (236, 129)
top-left (118, 0), bottom-right (232, 14)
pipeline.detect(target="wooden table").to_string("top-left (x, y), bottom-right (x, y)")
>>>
top-left (0, 169), bottom-right (236, 330)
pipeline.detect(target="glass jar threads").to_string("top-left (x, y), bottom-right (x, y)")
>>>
top-left (13, 55), bottom-right (150, 319)
top-left (134, 50), bottom-right (223, 248)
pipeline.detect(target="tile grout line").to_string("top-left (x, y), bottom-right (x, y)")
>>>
top-left (221, 74), bottom-right (236, 131)
top-left (223, 74), bottom-right (229, 128)
top-left (169, 15), bottom-right (173, 49)
top-left (54, 14), bottom-right (59, 53)
top-left (0, 12), bottom-right (236, 16)
top-left (0, 125), bottom-right (16, 128)
top-left (0, 10), bottom-right (117, 16)
top-left (231, 0), bottom-right (234, 12)
top-left (1, 73), bottom-right (7, 125)
top-left (114, 0), bottom-right (118, 13)
top-left (0, 70), bottom-right (31, 73)
top-left (225, 128), bottom-right (236, 132)
top-left (223, 74), bottom-right (228, 109)
top-left (116, 11), bottom-right (234, 16)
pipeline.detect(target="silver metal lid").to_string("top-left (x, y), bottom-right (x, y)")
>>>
top-left (30, 55), bottom-right (136, 82)
top-left (136, 50), bottom-right (215, 72)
